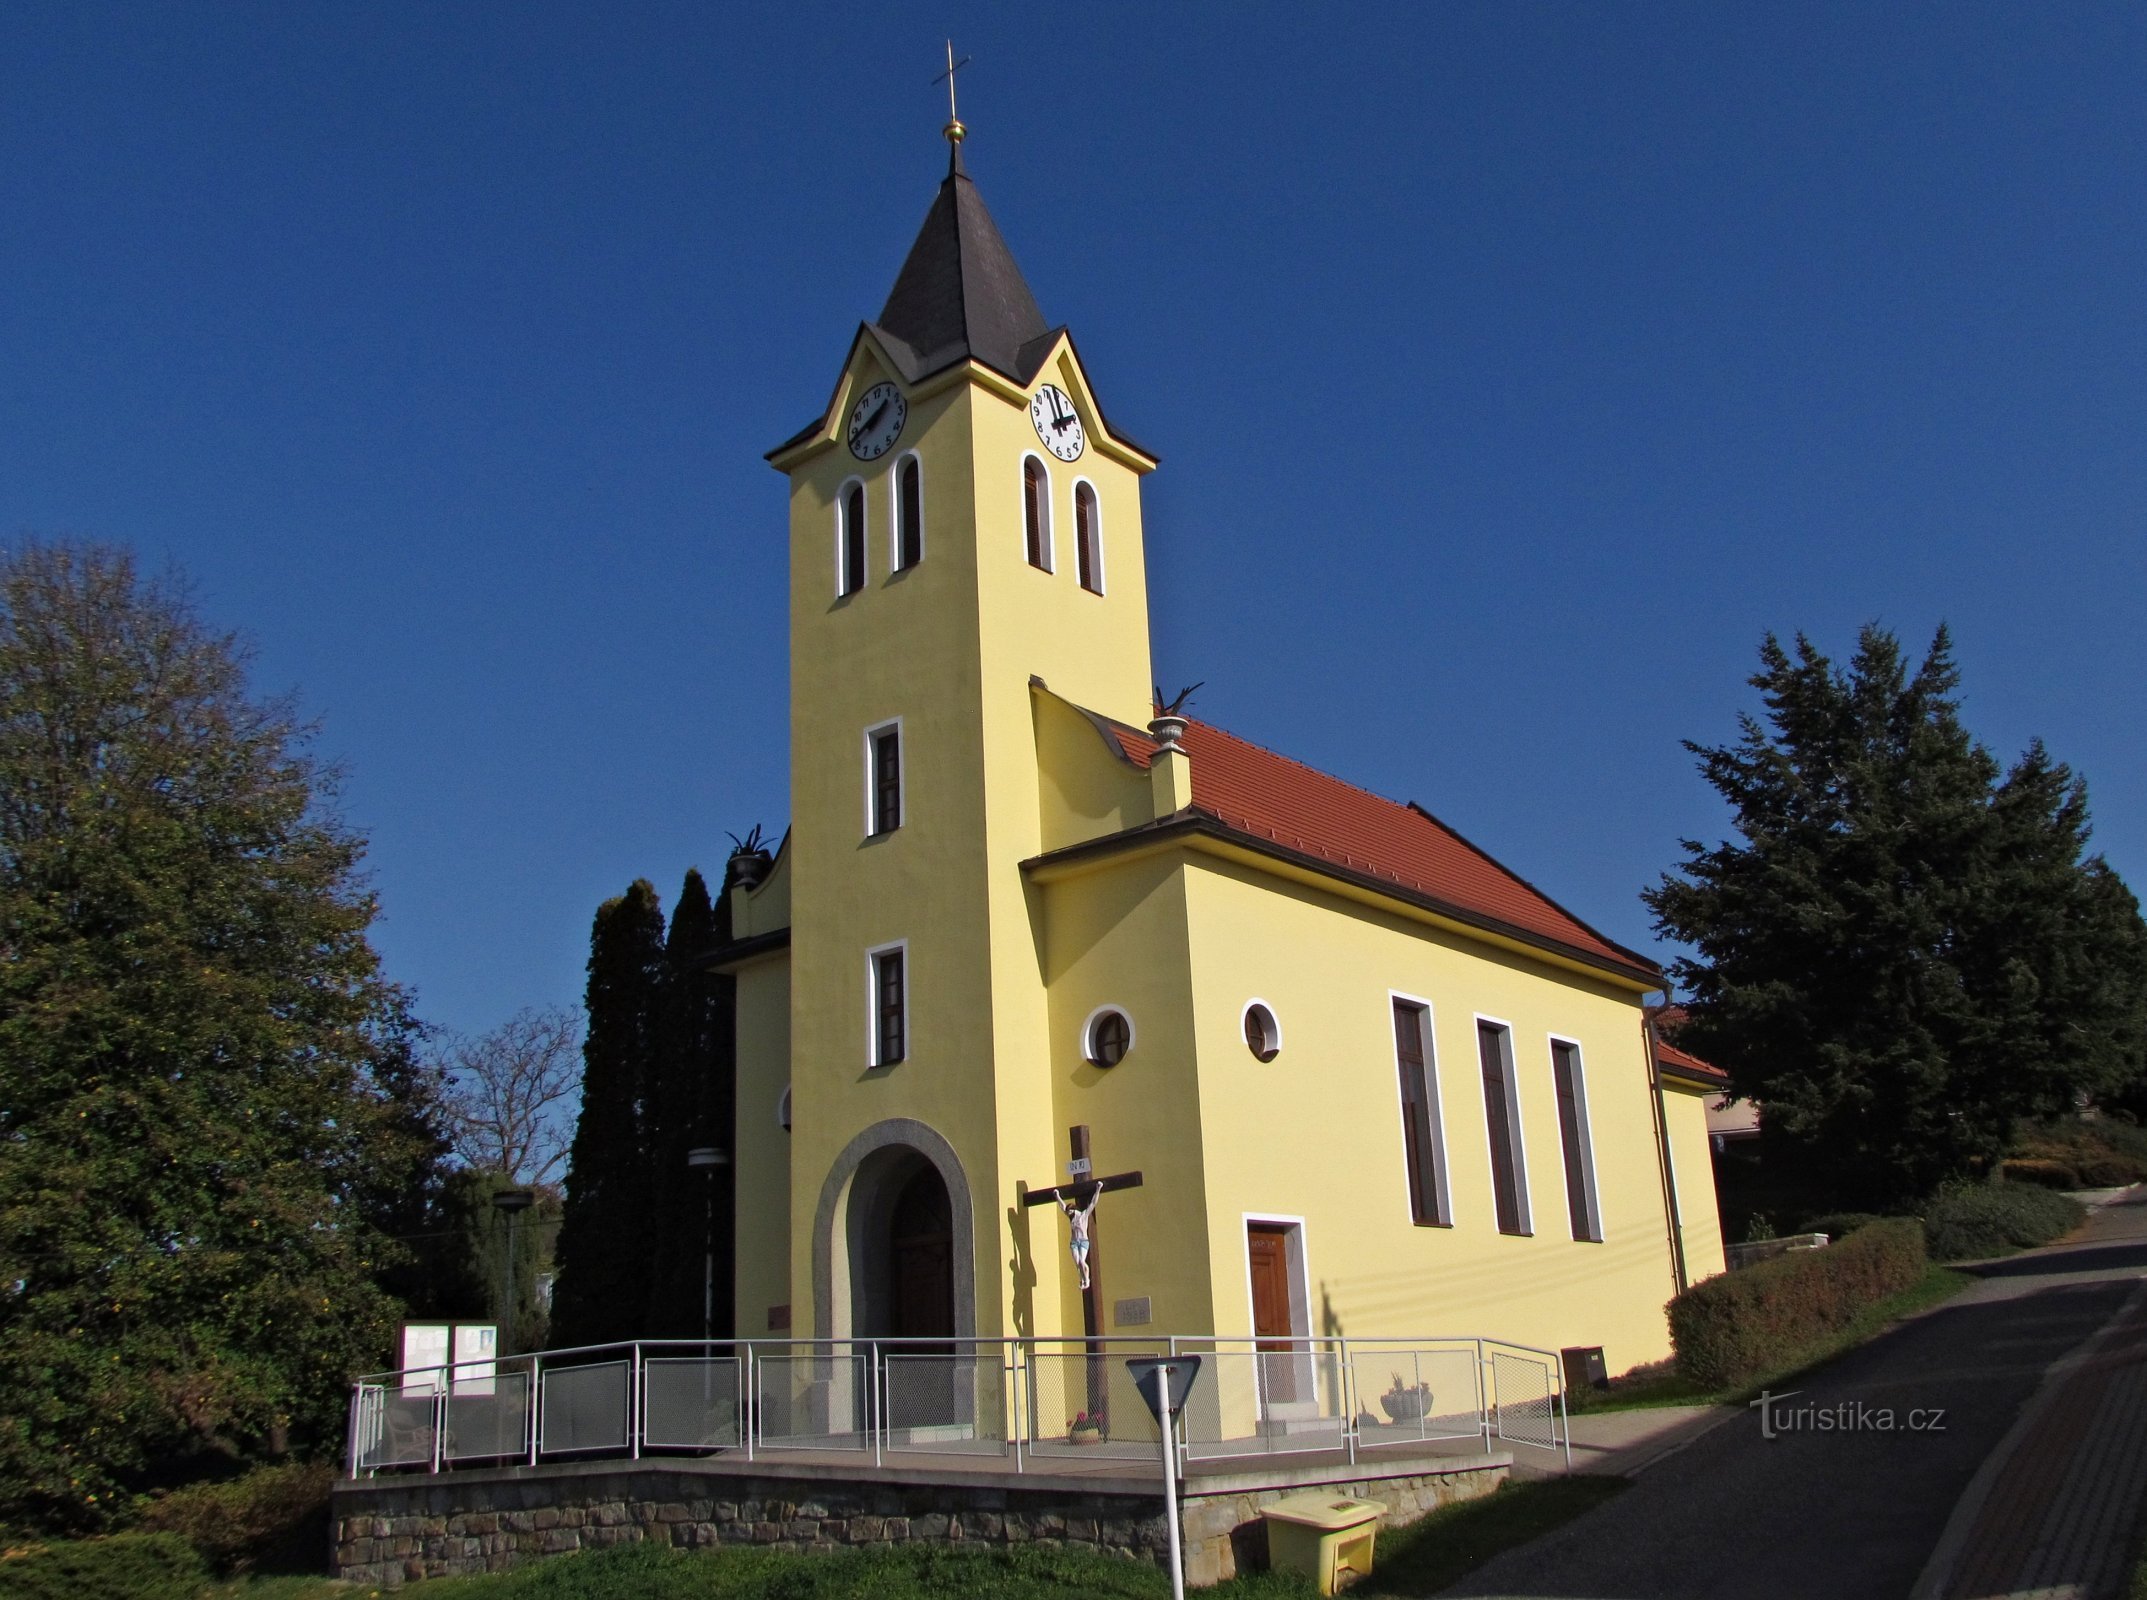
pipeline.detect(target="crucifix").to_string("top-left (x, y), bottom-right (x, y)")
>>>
top-left (1022, 1125), bottom-right (1143, 1427)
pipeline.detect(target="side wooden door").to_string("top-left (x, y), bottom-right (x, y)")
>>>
top-left (1247, 1224), bottom-right (1299, 1405)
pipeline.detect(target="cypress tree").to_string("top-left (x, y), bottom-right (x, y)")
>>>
top-left (644, 868), bottom-right (736, 1338)
top-left (549, 879), bottom-right (667, 1348)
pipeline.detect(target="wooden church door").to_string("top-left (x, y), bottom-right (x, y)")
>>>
top-left (1247, 1223), bottom-right (1299, 1404)
top-left (889, 1164), bottom-right (955, 1346)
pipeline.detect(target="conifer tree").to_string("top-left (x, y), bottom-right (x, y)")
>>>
top-left (549, 879), bottom-right (667, 1347)
top-left (644, 868), bottom-right (736, 1338)
top-left (1647, 625), bottom-right (2147, 1207)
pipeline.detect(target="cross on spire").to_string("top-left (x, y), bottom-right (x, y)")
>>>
top-left (933, 39), bottom-right (972, 146)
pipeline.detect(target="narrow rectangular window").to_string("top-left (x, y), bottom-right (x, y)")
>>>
top-left (840, 483), bottom-right (866, 596)
top-left (871, 947), bottom-right (906, 1066)
top-left (1075, 482), bottom-right (1101, 593)
top-left (1023, 457), bottom-right (1051, 570)
top-left (896, 457), bottom-right (923, 570)
top-left (1551, 1041), bottom-right (1601, 1241)
top-left (1477, 1021), bottom-right (1529, 1235)
top-left (1393, 1000), bottom-right (1449, 1226)
top-left (868, 724), bottom-right (902, 835)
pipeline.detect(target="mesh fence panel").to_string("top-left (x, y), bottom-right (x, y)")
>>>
top-left (1356, 1345), bottom-right (1485, 1447)
top-left (445, 1372), bottom-right (529, 1462)
top-left (754, 1352), bottom-right (869, 1452)
top-left (354, 1388), bottom-right (437, 1470)
top-left (1491, 1350), bottom-right (1556, 1448)
top-left (882, 1352), bottom-right (1008, 1455)
top-left (1023, 1346), bottom-right (1165, 1464)
top-left (642, 1358), bottom-right (743, 1450)
top-left (539, 1361), bottom-right (630, 1455)
top-left (1178, 1347), bottom-right (1347, 1459)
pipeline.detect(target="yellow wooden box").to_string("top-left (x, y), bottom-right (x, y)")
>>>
top-left (1260, 1493), bottom-right (1388, 1595)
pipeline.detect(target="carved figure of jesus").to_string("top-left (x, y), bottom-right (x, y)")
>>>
top-left (1061, 1184), bottom-right (1100, 1289)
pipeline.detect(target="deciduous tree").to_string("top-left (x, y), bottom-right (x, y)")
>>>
top-left (0, 543), bottom-right (446, 1529)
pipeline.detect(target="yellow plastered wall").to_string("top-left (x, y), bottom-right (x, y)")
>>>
top-left (776, 336), bottom-right (1156, 1342)
top-left (1662, 1087), bottom-right (1729, 1285)
top-left (1031, 852), bottom-right (1212, 1342)
top-left (731, 951), bottom-right (793, 1334)
top-left (1173, 855), bottom-right (1687, 1374)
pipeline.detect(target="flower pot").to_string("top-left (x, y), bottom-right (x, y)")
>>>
top-left (1380, 1391), bottom-right (1427, 1423)
top-left (1069, 1426), bottom-right (1105, 1446)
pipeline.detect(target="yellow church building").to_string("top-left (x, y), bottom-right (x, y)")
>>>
top-left (709, 130), bottom-right (1726, 1402)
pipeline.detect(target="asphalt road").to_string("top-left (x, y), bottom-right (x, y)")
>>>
top-left (1440, 1194), bottom-right (2147, 1600)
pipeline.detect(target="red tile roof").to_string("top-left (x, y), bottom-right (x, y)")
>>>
top-left (1104, 715), bottom-right (1654, 977)
top-left (1648, 1004), bottom-right (1730, 1084)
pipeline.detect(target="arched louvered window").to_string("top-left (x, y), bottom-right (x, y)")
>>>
top-left (1022, 456), bottom-right (1052, 571)
top-left (1074, 481), bottom-right (1102, 594)
top-left (895, 454), bottom-right (923, 571)
top-left (839, 481), bottom-right (867, 597)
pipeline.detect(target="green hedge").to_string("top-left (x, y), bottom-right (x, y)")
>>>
top-left (0, 1533), bottom-right (207, 1600)
top-left (1669, 1218), bottom-right (1926, 1390)
top-left (134, 1460), bottom-right (332, 1574)
top-left (1922, 1183), bottom-right (2084, 1261)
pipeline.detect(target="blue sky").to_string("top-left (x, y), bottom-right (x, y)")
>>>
top-left (4, 3), bottom-right (2142, 1038)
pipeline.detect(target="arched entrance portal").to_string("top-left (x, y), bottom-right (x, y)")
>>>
top-left (811, 1117), bottom-right (977, 1346)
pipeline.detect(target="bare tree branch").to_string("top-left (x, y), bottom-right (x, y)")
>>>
top-left (435, 1005), bottom-right (582, 1185)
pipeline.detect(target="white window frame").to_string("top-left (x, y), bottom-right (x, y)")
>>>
top-left (1071, 476), bottom-right (1105, 594)
top-left (866, 939), bottom-right (909, 1068)
top-left (1389, 991), bottom-right (1452, 1227)
top-left (1548, 1034), bottom-right (1603, 1242)
top-left (890, 450), bottom-right (925, 573)
top-left (776, 1084), bottom-right (792, 1132)
top-left (862, 717), bottom-right (903, 838)
top-left (1020, 453), bottom-right (1054, 572)
top-left (1079, 1004), bottom-right (1135, 1067)
top-left (1241, 997), bottom-right (1282, 1062)
top-left (1474, 1014), bottom-right (1532, 1236)
top-left (835, 475), bottom-right (868, 598)
top-left (1238, 1212), bottom-right (1316, 1416)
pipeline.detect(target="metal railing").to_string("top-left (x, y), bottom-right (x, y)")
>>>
top-left (347, 1332), bottom-right (1568, 1477)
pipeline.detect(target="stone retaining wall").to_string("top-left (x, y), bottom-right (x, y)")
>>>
top-left (331, 1458), bottom-right (1506, 1588)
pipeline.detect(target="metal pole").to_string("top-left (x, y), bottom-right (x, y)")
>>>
top-left (1158, 1360), bottom-right (1185, 1600)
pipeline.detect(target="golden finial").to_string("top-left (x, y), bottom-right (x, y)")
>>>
top-left (934, 39), bottom-right (971, 144)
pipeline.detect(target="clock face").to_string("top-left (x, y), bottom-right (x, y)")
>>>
top-left (1029, 384), bottom-right (1086, 462)
top-left (846, 381), bottom-right (907, 461)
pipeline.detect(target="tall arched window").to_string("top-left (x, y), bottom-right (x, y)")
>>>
top-left (895, 454), bottom-right (923, 571)
top-left (1022, 456), bottom-right (1052, 571)
top-left (1074, 481), bottom-right (1102, 594)
top-left (838, 481), bottom-right (867, 597)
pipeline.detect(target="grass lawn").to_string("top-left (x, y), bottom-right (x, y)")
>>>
top-left (175, 1477), bottom-right (1624, 1599)
top-left (1571, 1262), bottom-right (1974, 1414)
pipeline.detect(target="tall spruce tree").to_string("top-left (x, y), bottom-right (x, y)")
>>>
top-left (549, 879), bottom-right (667, 1347)
top-left (0, 543), bottom-right (449, 1528)
top-left (1646, 625), bottom-right (2147, 1207)
top-left (643, 868), bottom-right (736, 1338)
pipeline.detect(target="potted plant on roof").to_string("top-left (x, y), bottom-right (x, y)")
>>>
top-left (1379, 1373), bottom-right (1432, 1424)
top-left (1068, 1411), bottom-right (1106, 1446)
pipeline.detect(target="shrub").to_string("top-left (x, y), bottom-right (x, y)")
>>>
top-left (2077, 1157), bottom-right (2138, 1189)
top-left (1922, 1183), bottom-right (2085, 1261)
top-left (1798, 1211), bottom-right (1886, 1241)
top-left (1668, 1218), bottom-right (1925, 1390)
top-left (134, 1460), bottom-right (332, 1575)
top-left (2000, 1158), bottom-right (2082, 1190)
top-left (2011, 1117), bottom-right (2147, 1186)
top-left (0, 1533), bottom-right (207, 1600)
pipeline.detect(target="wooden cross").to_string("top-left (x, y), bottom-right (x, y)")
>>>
top-left (1022, 1125), bottom-right (1142, 1427)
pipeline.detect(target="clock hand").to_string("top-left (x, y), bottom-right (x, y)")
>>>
top-left (856, 398), bottom-right (890, 436)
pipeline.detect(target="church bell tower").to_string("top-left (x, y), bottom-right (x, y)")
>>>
top-left (764, 127), bottom-right (1159, 1343)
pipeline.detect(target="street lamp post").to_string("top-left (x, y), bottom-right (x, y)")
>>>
top-left (491, 1186), bottom-right (536, 1354)
top-left (684, 1146), bottom-right (730, 1427)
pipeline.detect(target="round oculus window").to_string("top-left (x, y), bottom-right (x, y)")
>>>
top-left (1243, 1002), bottom-right (1281, 1062)
top-left (777, 1085), bottom-right (792, 1132)
top-left (1085, 1009), bottom-right (1132, 1068)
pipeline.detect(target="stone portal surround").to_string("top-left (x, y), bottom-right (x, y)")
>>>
top-left (331, 1455), bottom-right (1508, 1588)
